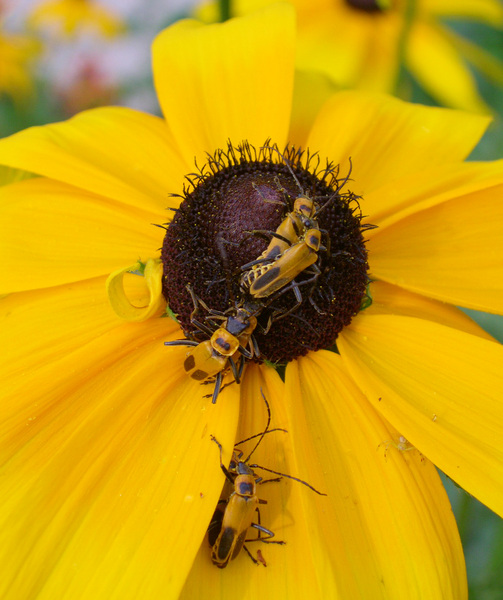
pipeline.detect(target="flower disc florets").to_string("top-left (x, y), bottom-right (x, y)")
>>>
top-left (161, 142), bottom-right (370, 363)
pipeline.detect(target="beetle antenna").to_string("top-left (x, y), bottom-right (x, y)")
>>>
top-left (242, 389), bottom-right (273, 463)
top-left (234, 427), bottom-right (288, 447)
top-left (262, 144), bottom-right (305, 198)
top-left (248, 464), bottom-right (327, 496)
top-left (314, 157), bottom-right (354, 218)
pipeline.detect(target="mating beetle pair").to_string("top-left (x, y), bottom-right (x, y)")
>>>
top-left (239, 194), bottom-right (325, 306)
top-left (238, 144), bottom-right (345, 315)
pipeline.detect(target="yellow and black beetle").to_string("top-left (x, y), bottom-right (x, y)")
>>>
top-left (208, 392), bottom-right (326, 567)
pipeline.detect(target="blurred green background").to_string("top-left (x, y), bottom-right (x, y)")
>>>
top-left (1, 1), bottom-right (502, 597)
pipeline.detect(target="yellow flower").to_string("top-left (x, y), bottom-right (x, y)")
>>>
top-left (1, 5), bottom-right (503, 599)
top-left (29, 0), bottom-right (125, 38)
top-left (0, 29), bottom-right (40, 101)
top-left (198, 0), bottom-right (503, 113)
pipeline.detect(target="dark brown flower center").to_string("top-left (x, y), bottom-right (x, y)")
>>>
top-left (161, 142), bottom-right (371, 364)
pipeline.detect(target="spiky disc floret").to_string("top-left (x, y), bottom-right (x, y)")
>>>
top-left (161, 141), bottom-right (370, 363)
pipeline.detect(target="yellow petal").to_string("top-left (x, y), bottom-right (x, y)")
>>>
top-left (1, 288), bottom-right (178, 430)
top-left (152, 4), bottom-right (295, 167)
top-left (407, 22), bottom-right (490, 113)
top-left (338, 314), bottom-right (503, 518)
top-left (364, 159), bottom-right (503, 229)
top-left (0, 106), bottom-right (187, 213)
top-left (0, 178), bottom-right (163, 293)
top-left (367, 280), bottom-right (497, 341)
top-left (289, 69), bottom-right (338, 149)
top-left (355, 12), bottom-right (401, 94)
top-left (295, 7), bottom-right (372, 87)
top-left (308, 91), bottom-right (490, 195)
top-left (368, 183), bottom-right (503, 313)
top-left (0, 316), bottom-right (240, 599)
top-left (1, 277), bottom-right (124, 387)
top-left (182, 351), bottom-right (466, 599)
top-left (284, 352), bottom-right (465, 599)
top-left (180, 363), bottom-right (320, 597)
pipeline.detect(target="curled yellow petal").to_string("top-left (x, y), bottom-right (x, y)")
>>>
top-left (106, 259), bottom-right (165, 322)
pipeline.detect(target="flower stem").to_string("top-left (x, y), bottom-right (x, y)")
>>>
top-left (394, 0), bottom-right (416, 98)
top-left (219, 0), bottom-right (231, 22)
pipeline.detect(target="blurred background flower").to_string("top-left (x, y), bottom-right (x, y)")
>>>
top-left (0, 0), bottom-right (201, 133)
top-left (197, 0), bottom-right (503, 159)
top-left (28, 0), bottom-right (125, 38)
top-left (198, 0), bottom-right (503, 112)
top-left (0, 2), bottom-right (40, 103)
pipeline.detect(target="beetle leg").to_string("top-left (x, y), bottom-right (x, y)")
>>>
top-left (237, 344), bottom-right (253, 360)
top-left (240, 255), bottom-right (275, 271)
top-left (190, 318), bottom-right (215, 337)
top-left (164, 340), bottom-right (199, 347)
top-left (319, 227), bottom-right (330, 257)
top-left (268, 283), bottom-right (303, 323)
top-left (236, 355), bottom-right (247, 381)
top-left (244, 229), bottom-right (292, 248)
top-left (248, 519), bottom-right (285, 545)
top-left (308, 293), bottom-right (325, 315)
top-left (211, 372), bottom-right (223, 404)
top-left (228, 356), bottom-right (241, 384)
top-left (257, 477), bottom-right (282, 485)
top-left (250, 334), bottom-right (261, 358)
top-left (210, 435), bottom-right (235, 485)
top-left (242, 545), bottom-right (260, 565)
